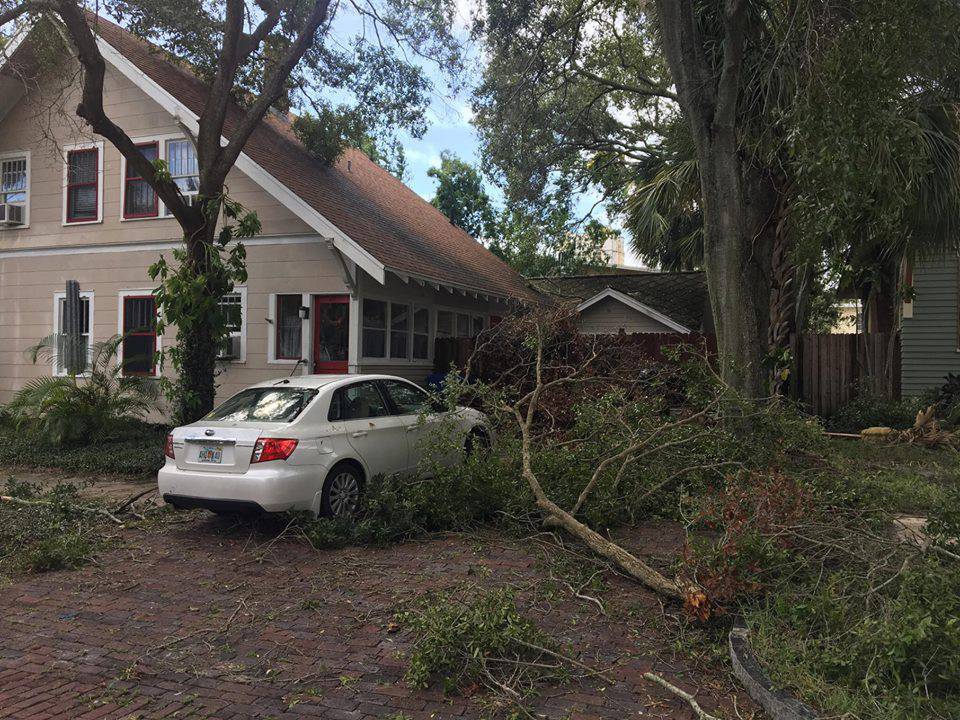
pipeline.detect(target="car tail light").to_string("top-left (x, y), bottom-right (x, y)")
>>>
top-left (251, 438), bottom-right (298, 463)
top-left (164, 434), bottom-right (175, 459)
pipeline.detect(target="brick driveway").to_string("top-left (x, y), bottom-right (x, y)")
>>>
top-left (0, 513), bottom-right (755, 719)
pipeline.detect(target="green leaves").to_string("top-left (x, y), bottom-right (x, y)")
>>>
top-left (428, 151), bottom-right (497, 239)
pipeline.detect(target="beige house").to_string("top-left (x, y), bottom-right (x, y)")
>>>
top-left (0, 17), bottom-right (534, 406)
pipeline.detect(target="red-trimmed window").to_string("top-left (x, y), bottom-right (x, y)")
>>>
top-left (66, 148), bottom-right (99, 223)
top-left (123, 142), bottom-right (159, 219)
top-left (122, 295), bottom-right (158, 376)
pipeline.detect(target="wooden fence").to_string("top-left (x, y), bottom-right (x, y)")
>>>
top-left (790, 332), bottom-right (900, 416)
top-left (435, 331), bottom-right (900, 418)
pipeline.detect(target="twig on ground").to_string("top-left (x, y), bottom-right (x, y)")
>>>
top-left (643, 671), bottom-right (720, 720)
top-left (0, 494), bottom-right (124, 524)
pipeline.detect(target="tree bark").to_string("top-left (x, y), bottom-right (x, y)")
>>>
top-left (655, 0), bottom-right (775, 398)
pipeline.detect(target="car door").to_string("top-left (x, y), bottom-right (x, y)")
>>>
top-left (379, 379), bottom-right (450, 472)
top-left (330, 380), bottom-right (409, 478)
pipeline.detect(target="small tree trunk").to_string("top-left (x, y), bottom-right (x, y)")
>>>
top-left (173, 223), bottom-right (220, 424)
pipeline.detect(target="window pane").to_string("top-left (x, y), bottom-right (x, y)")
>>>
top-left (382, 380), bottom-right (429, 415)
top-left (166, 140), bottom-right (198, 178)
top-left (219, 293), bottom-right (242, 333)
top-left (473, 316), bottom-right (485, 336)
top-left (362, 328), bottom-right (385, 357)
top-left (332, 382), bottom-right (388, 420)
top-left (207, 388), bottom-right (317, 423)
top-left (1, 157), bottom-right (26, 205)
top-left (437, 310), bottom-right (453, 338)
top-left (68, 185), bottom-right (97, 220)
top-left (68, 149), bottom-right (97, 184)
top-left (456, 313), bottom-right (470, 338)
top-left (125, 144), bottom-right (158, 178)
top-left (124, 179), bottom-right (156, 217)
top-left (123, 297), bottom-right (156, 332)
top-left (413, 333), bottom-right (429, 360)
top-left (362, 299), bottom-right (386, 329)
top-left (413, 307), bottom-right (429, 334)
top-left (390, 303), bottom-right (409, 359)
top-left (122, 334), bottom-right (154, 374)
top-left (276, 294), bottom-right (302, 359)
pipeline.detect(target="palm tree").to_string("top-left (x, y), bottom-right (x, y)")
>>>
top-left (4, 335), bottom-right (160, 446)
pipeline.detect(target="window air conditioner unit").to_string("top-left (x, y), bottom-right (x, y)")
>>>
top-left (219, 335), bottom-right (242, 360)
top-left (0, 204), bottom-right (24, 226)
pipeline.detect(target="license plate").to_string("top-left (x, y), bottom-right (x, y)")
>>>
top-left (197, 444), bottom-right (223, 464)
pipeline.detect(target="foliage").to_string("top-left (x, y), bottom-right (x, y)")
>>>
top-left (148, 196), bottom-right (255, 424)
top-left (0, 479), bottom-right (100, 577)
top-left (428, 151), bottom-right (497, 239)
top-left (682, 438), bottom-right (960, 718)
top-left (488, 204), bottom-right (612, 277)
top-left (293, 107), bottom-right (408, 180)
top-left (399, 586), bottom-right (561, 695)
top-left (0, 420), bottom-right (166, 477)
top-left (826, 389), bottom-right (924, 433)
top-left (4, 335), bottom-right (160, 446)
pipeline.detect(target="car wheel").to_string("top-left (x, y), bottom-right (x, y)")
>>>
top-left (321, 462), bottom-right (363, 518)
top-left (464, 427), bottom-right (490, 457)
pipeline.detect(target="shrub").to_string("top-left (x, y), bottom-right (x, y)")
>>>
top-left (22, 533), bottom-right (94, 572)
top-left (826, 390), bottom-right (922, 432)
top-left (0, 421), bottom-right (166, 477)
top-left (399, 586), bottom-right (562, 695)
top-left (5, 334), bottom-right (160, 446)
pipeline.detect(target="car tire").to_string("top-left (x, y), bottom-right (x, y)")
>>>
top-left (321, 462), bottom-right (364, 518)
top-left (464, 427), bottom-right (490, 457)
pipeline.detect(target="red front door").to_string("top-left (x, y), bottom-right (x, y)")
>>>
top-left (313, 295), bottom-right (350, 373)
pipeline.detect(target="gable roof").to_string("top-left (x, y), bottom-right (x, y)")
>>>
top-left (529, 271), bottom-right (712, 332)
top-left (2, 15), bottom-right (536, 302)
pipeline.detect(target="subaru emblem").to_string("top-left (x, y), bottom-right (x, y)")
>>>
top-left (204, 429), bottom-right (214, 436)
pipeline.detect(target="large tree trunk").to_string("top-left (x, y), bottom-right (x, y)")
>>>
top-left (655, 0), bottom-right (774, 398)
top-left (698, 145), bottom-right (776, 398)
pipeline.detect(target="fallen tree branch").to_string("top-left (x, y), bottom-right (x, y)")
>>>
top-left (643, 672), bottom-right (720, 720)
top-left (1, 494), bottom-right (124, 524)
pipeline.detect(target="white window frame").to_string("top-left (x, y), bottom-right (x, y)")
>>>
top-left (117, 289), bottom-right (162, 377)
top-left (360, 295), bottom-right (435, 366)
top-left (62, 141), bottom-right (104, 226)
top-left (217, 286), bottom-right (247, 364)
top-left (440, 306), bottom-right (488, 339)
top-left (268, 292), bottom-right (309, 364)
top-left (51, 290), bottom-right (94, 377)
top-left (119, 134), bottom-right (192, 222)
top-left (162, 137), bottom-right (199, 215)
top-left (360, 297), bottom-right (390, 361)
top-left (0, 149), bottom-right (30, 228)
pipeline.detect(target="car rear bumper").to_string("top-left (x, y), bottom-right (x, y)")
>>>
top-left (158, 460), bottom-right (324, 514)
top-left (162, 494), bottom-right (267, 515)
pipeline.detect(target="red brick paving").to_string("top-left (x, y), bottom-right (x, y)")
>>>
top-left (0, 515), bottom-right (756, 719)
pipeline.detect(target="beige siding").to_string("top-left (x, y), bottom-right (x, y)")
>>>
top-left (0, 61), bottom-right (312, 251)
top-left (0, 242), bottom-right (511, 406)
top-left (577, 296), bottom-right (673, 334)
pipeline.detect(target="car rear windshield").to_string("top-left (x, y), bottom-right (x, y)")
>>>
top-left (205, 388), bottom-right (318, 423)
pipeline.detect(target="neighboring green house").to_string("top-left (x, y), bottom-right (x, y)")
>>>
top-left (901, 254), bottom-right (959, 396)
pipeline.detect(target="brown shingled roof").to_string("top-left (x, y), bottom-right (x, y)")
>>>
top-left (11, 15), bottom-right (536, 301)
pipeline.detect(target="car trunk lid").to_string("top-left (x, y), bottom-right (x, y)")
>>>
top-left (173, 424), bottom-right (264, 474)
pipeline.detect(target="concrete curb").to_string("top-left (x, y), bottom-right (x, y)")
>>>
top-left (729, 617), bottom-right (819, 720)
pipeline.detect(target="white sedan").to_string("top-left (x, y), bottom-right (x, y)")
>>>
top-left (158, 374), bottom-right (489, 518)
